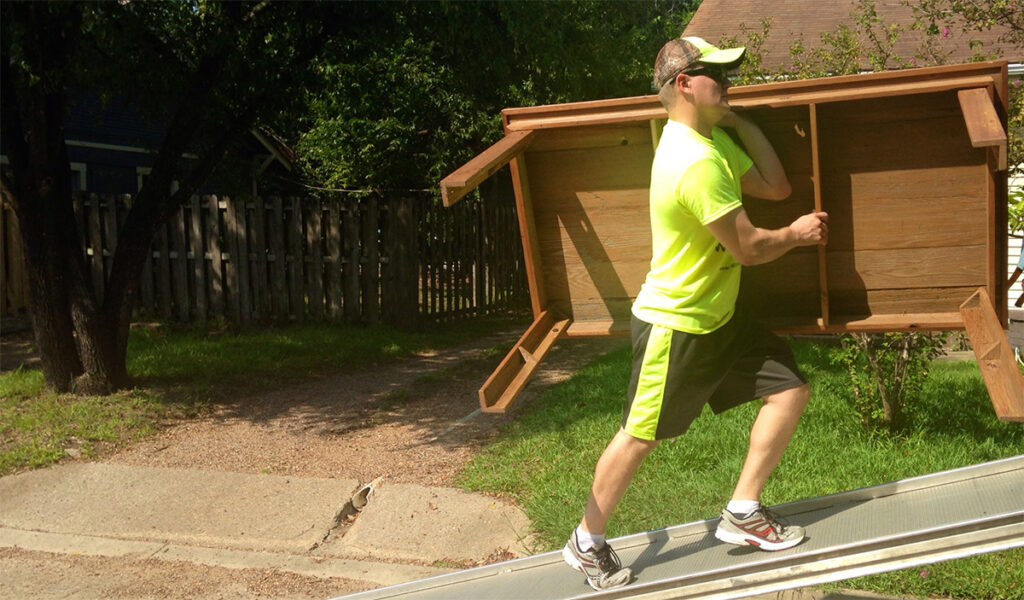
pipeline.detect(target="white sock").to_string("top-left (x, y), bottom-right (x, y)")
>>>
top-left (726, 500), bottom-right (761, 517)
top-left (575, 525), bottom-right (605, 552)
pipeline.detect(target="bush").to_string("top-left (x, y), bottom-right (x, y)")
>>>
top-left (838, 332), bottom-right (948, 432)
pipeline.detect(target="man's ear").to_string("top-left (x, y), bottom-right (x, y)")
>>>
top-left (676, 73), bottom-right (693, 95)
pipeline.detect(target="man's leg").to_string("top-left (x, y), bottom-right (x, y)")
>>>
top-left (581, 429), bottom-right (659, 535)
top-left (714, 383), bottom-right (809, 551)
top-left (731, 383), bottom-right (809, 502)
top-left (563, 429), bottom-right (658, 591)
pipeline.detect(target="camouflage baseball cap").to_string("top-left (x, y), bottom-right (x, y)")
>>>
top-left (653, 36), bottom-right (746, 88)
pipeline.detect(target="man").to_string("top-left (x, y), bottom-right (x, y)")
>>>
top-left (561, 36), bottom-right (829, 591)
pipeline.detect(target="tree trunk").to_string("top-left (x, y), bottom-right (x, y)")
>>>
top-left (10, 74), bottom-right (86, 392)
top-left (20, 216), bottom-right (82, 392)
top-left (71, 307), bottom-right (127, 394)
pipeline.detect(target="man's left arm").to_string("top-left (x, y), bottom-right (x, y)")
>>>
top-left (719, 111), bottom-right (791, 201)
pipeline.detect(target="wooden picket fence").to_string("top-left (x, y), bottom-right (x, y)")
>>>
top-left (1, 191), bottom-right (528, 326)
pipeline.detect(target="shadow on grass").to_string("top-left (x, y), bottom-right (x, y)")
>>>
top-left (908, 363), bottom-right (1024, 448)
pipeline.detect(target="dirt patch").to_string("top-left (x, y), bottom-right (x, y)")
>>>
top-left (108, 332), bottom-right (523, 486)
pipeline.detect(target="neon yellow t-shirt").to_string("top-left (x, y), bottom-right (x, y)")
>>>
top-left (631, 120), bottom-right (753, 334)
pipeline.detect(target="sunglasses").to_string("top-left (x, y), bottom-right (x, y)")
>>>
top-left (664, 66), bottom-right (734, 87)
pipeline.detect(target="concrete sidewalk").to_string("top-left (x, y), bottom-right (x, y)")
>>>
top-left (0, 462), bottom-right (534, 588)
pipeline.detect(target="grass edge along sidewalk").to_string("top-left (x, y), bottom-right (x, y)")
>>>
top-left (459, 341), bottom-right (1024, 600)
top-left (0, 315), bottom-right (524, 475)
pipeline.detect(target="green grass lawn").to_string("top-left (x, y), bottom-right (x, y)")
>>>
top-left (459, 340), bottom-right (1024, 600)
top-left (0, 315), bottom-right (523, 474)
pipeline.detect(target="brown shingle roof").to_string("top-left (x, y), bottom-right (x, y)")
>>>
top-left (684, 0), bottom-right (1021, 72)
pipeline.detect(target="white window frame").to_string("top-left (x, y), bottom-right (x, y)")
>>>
top-left (137, 166), bottom-right (179, 194)
top-left (70, 162), bottom-right (87, 192)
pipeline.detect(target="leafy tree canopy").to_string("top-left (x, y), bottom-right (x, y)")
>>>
top-left (289, 1), bottom-right (699, 193)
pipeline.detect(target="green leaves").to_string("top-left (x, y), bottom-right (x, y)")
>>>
top-left (290, 1), bottom-right (700, 195)
top-left (839, 332), bottom-right (949, 433)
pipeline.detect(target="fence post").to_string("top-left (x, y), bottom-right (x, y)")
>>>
top-left (190, 195), bottom-right (207, 323)
top-left (155, 221), bottom-right (173, 319)
top-left (86, 194), bottom-right (105, 304)
top-left (171, 201), bottom-right (189, 321)
top-left (343, 198), bottom-right (361, 321)
top-left (206, 195), bottom-right (224, 319)
top-left (288, 196), bottom-right (304, 322)
top-left (362, 195), bottom-right (380, 324)
top-left (306, 196), bottom-right (324, 319)
top-left (225, 196), bottom-right (251, 323)
top-left (385, 196), bottom-right (419, 327)
top-left (326, 196), bottom-right (343, 319)
top-left (250, 196), bottom-right (268, 321)
top-left (130, 196), bottom-right (154, 316)
top-left (269, 196), bottom-right (287, 319)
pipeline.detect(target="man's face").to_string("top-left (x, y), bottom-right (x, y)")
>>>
top-left (684, 66), bottom-right (733, 118)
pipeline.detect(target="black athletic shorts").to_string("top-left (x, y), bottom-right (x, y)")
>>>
top-left (621, 308), bottom-right (806, 440)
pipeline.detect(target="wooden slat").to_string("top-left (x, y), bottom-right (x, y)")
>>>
top-left (250, 196), bottom-right (269, 320)
top-left (326, 197), bottom-right (343, 319)
top-left (171, 204), bottom-right (189, 320)
top-left (504, 75), bottom-right (1001, 132)
top-left (224, 197), bottom-right (241, 320)
top-left (478, 310), bottom-right (570, 413)
top-left (829, 286), bottom-right (982, 318)
top-left (503, 62), bottom-right (1003, 119)
top-left (988, 154), bottom-right (1005, 327)
top-left (362, 195), bottom-right (380, 324)
top-left (206, 196), bottom-right (224, 318)
top-left (103, 195), bottom-right (119, 295)
top-left (225, 196), bottom-right (250, 323)
top-left (343, 199), bottom-right (360, 320)
top-left (810, 103), bottom-right (829, 327)
top-left (788, 312), bottom-right (964, 333)
top-left (510, 155), bottom-right (547, 317)
top-left (529, 123), bottom-right (653, 154)
top-left (567, 310), bottom-right (971, 338)
top-left (306, 197), bottom-right (324, 319)
top-left (960, 287), bottom-right (1024, 421)
top-left (958, 87), bottom-right (1007, 170)
top-left (189, 195), bottom-right (207, 322)
top-left (269, 197), bottom-right (287, 318)
top-left (524, 143), bottom-right (654, 193)
top-left (441, 130), bottom-right (535, 207)
top-left (132, 196), bottom-right (155, 314)
top-left (154, 223), bottom-right (172, 319)
top-left (821, 167), bottom-right (988, 251)
top-left (736, 74), bottom-right (999, 110)
top-left (566, 319), bottom-right (631, 338)
top-left (826, 245), bottom-right (987, 290)
top-left (87, 194), bottom-right (105, 303)
top-left (236, 198), bottom-right (251, 323)
top-left (288, 197), bottom-right (304, 322)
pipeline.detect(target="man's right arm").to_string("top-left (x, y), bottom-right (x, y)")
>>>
top-left (706, 207), bottom-right (828, 266)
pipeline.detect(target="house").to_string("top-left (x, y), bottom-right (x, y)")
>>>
top-left (684, 0), bottom-right (1024, 312)
top-left (1, 94), bottom-right (295, 198)
top-left (684, 0), bottom-right (1023, 72)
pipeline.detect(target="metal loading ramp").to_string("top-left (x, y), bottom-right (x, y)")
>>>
top-left (333, 456), bottom-right (1024, 600)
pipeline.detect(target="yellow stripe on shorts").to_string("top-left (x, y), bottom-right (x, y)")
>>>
top-left (623, 323), bottom-right (672, 440)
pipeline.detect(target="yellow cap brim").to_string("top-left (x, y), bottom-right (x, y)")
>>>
top-left (699, 46), bottom-right (746, 70)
